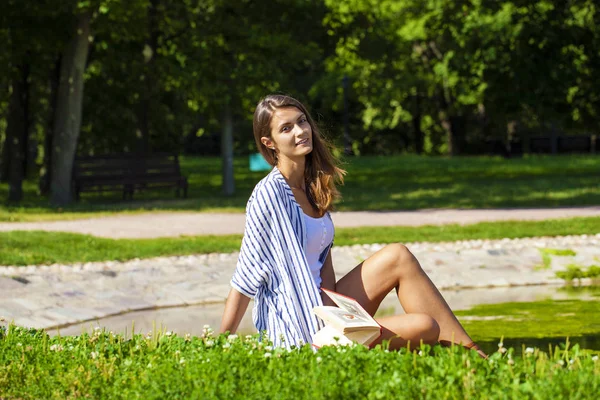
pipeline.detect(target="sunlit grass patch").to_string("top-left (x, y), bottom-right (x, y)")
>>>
top-left (1, 217), bottom-right (599, 266)
top-left (0, 324), bottom-right (599, 399)
top-left (455, 299), bottom-right (600, 341)
top-left (2, 154), bottom-right (600, 221)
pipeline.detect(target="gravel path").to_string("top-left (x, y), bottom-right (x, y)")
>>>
top-left (1, 206), bottom-right (599, 238)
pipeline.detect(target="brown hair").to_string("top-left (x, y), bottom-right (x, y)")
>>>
top-left (253, 94), bottom-right (345, 215)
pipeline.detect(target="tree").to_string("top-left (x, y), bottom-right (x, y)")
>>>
top-left (50, 10), bottom-right (92, 205)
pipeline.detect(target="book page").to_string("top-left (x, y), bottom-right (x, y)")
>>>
top-left (312, 325), bottom-right (354, 347)
top-left (322, 289), bottom-right (378, 326)
top-left (313, 306), bottom-right (378, 331)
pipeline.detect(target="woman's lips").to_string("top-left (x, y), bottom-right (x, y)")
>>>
top-left (296, 139), bottom-right (309, 146)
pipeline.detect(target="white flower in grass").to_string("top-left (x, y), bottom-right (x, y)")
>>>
top-left (205, 340), bottom-right (214, 348)
top-left (165, 331), bottom-right (173, 337)
top-left (497, 342), bottom-right (503, 348)
top-left (203, 324), bottom-right (210, 329)
top-left (507, 359), bottom-right (515, 366)
top-left (145, 335), bottom-right (152, 340)
top-left (184, 333), bottom-right (191, 341)
top-left (264, 345), bottom-right (273, 351)
top-left (175, 350), bottom-right (181, 356)
top-left (90, 352), bottom-right (98, 359)
top-left (569, 359), bottom-right (574, 365)
top-left (418, 351), bottom-right (423, 356)
top-left (592, 356), bottom-right (598, 362)
top-left (179, 357), bottom-right (186, 365)
top-left (16, 343), bottom-right (22, 347)
top-left (525, 347), bottom-right (534, 355)
top-left (316, 357), bottom-right (322, 363)
top-left (227, 334), bottom-right (238, 342)
top-left (223, 342), bottom-right (231, 349)
top-left (264, 352), bottom-right (272, 358)
top-left (557, 360), bottom-right (565, 366)
top-left (49, 344), bottom-right (63, 352)
top-left (498, 346), bottom-right (507, 354)
top-left (147, 363), bottom-right (152, 368)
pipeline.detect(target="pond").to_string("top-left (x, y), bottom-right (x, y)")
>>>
top-left (49, 284), bottom-right (600, 353)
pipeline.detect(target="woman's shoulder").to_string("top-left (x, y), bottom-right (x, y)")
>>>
top-left (246, 168), bottom-right (288, 211)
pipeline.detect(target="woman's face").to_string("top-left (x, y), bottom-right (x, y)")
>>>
top-left (262, 106), bottom-right (313, 162)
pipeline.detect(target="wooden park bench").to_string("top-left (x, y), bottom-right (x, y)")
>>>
top-left (72, 153), bottom-right (188, 201)
top-left (529, 135), bottom-right (593, 154)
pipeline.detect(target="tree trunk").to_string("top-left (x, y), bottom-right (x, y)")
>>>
top-left (412, 94), bottom-right (424, 154)
top-left (40, 55), bottom-right (62, 195)
top-left (23, 61), bottom-right (34, 178)
top-left (436, 89), bottom-right (464, 156)
top-left (6, 62), bottom-right (29, 202)
top-left (50, 13), bottom-right (91, 205)
top-left (221, 100), bottom-right (235, 196)
top-left (136, 0), bottom-right (160, 154)
top-left (0, 136), bottom-right (9, 183)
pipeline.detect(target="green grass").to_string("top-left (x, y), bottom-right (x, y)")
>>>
top-left (1, 216), bottom-right (599, 266)
top-left (1, 324), bottom-right (599, 399)
top-left (556, 265), bottom-right (600, 283)
top-left (456, 299), bottom-right (600, 341)
top-left (536, 248), bottom-right (578, 270)
top-left (2, 154), bottom-right (600, 222)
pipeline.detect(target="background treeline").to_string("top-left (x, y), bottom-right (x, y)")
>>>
top-left (1, 0), bottom-right (599, 203)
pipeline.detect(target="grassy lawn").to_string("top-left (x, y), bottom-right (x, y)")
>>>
top-left (1, 154), bottom-right (600, 222)
top-left (1, 322), bottom-right (598, 399)
top-left (1, 216), bottom-right (599, 266)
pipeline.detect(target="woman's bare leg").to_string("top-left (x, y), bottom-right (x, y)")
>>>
top-left (370, 314), bottom-right (440, 351)
top-left (335, 243), bottom-right (476, 347)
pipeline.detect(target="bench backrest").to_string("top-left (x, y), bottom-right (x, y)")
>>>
top-left (557, 135), bottom-right (591, 153)
top-left (73, 153), bottom-right (181, 179)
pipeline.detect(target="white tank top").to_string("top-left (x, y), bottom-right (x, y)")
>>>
top-left (304, 212), bottom-right (334, 288)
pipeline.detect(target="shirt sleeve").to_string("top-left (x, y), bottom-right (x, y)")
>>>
top-left (230, 190), bottom-right (273, 298)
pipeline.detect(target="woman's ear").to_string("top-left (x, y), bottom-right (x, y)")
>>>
top-left (261, 137), bottom-right (275, 150)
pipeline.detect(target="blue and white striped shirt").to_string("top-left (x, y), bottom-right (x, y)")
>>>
top-left (230, 167), bottom-right (333, 348)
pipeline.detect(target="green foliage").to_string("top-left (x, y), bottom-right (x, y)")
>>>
top-left (1, 324), bottom-right (599, 399)
top-left (556, 264), bottom-right (600, 283)
top-left (1, 216), bottom-right (599, 265)
top-left (536, 248), bottom-right (577, 270)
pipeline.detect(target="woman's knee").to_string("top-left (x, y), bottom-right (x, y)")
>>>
top-left (411, 314), bottom-right (440, 345)
top-left (382, 243), bottom-right (418, 276)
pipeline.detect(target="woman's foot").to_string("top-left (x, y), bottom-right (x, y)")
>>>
top-left (440, 340), bottom-right (488, 359)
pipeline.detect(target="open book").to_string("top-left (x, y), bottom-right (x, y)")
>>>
top-left (312, 289), bottom-right (382, 347)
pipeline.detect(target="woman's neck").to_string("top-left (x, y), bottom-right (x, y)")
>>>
top-left (277, 158), bottom-right (306, 189)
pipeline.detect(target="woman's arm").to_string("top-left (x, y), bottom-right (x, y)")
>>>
top-left (220, 288), bottom-right (251, 334)
top-left (320, 251), bottom-right (337, 306)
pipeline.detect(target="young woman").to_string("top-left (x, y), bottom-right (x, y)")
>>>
top-left (220, 94), bottom-right (485, 357)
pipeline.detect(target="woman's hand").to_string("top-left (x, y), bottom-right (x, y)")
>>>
top-left (220, 289), bottom-right (251, 334)
top-left (320, 251), bottom-right (337, 306)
